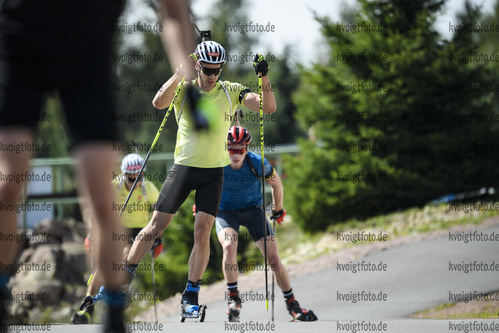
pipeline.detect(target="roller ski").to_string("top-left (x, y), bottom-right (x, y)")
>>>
top-left (71, 306), bottom-right (94, 324)
top-left (226, 293), bottom-right (242, 322)
top-left (180, 281), bottom-right (206, 322)
top-left (287, 300), bottom-right (318, 322)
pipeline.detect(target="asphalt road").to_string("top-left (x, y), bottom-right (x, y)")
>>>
top-left (13, 319), bottom-right (499, 333)
top-left (155, 225), bottom-right (499, 323)
top-left (11, 224), bottom-right (499, 332)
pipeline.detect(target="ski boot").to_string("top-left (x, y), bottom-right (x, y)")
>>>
top-left (227, 293), bottom-right (242, 322)
top-left (70, 305), bottom-right (94, 324)
top-left (180, 281), bottom-right (206, 322)
top-left (286, 300), bottom-right (318, 322)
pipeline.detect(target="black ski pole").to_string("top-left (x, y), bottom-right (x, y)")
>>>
top-left (271, 218), bottom-right (276, 321)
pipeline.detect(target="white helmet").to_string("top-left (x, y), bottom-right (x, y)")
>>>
top-left (194, 41), bottom-right (226, 64)
top-left (121, 153), bottom-right (145, 174)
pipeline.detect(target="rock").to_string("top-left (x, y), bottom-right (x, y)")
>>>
top-left (32, 218), bottom-right (65, 242)
top-left (62, 218), bottom-right (87, 243)
top-left (10, 301), bottom-right (30, 324)
top-left (7, 218), bottom-right (91, 324)
top-left (61, 242), bottom-right (87, 282)
top-left (55, 242), bottom-right (86, 285)
top-left (11, 276), bottom-right (62, 306)
top-left (49, 304), bottom-right (72, 323)
top-left (17, 248), bottom-right (33, 268)
top-left (13, 244), bottom-right (60, 282)
top-left (60, 283), bottom-right (87, 305)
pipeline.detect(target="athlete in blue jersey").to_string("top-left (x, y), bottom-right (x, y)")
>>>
top-left (215, 126), bottom-right (318, 322)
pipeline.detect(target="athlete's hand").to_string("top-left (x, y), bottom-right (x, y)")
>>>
top-left (253, 53), bottom-right (269, 77)
top-left (151, 237), bottom-right (163, 259)
top-left (271, 209), bottom-right (286, 225)
top-left (192, 204), bottom-right (197, 216)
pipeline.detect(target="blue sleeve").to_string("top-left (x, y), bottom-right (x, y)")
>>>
top-left (248, 152), bottom-right (273, 178)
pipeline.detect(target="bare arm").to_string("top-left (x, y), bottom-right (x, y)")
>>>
top-left (157, 0), bottom-right (196, 79)
top-left (242, 75), bottom-right (277, 114)
top-left (152, 73), bottom-right (183, 109)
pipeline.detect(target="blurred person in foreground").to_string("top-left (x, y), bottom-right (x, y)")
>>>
top-left (71, 153), bottom-right (160, 324)
top-left (0, 0), bottom-right (197, 331)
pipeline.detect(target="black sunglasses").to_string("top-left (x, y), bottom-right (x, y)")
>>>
top-left (127, 175), bottom-right (142, 183)
top-left (199, 63), bottom-right (222, 76)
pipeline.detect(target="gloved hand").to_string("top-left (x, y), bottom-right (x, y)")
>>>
top-left (151, 237), bottom-right (163, 259)
top-left (253, 53), bottom-right (269, 77)
top-left (84, 234), bottom-right (91, 252)
top-left (270, 209), bottom-right (286, 225)
top-left (185, 84), bottom-right (209, 130)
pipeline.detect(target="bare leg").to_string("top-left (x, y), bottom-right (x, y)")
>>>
top-left (87, 268), bottom-right (104, 296)
top-left (87, 240), bottom-right (131, 296)
top-left (217, 227), bottom-right (239, 283)
top-left (0, 129), bottom-right (32, 273)
top-left (73, 143), bottom-right (126, 290)
top-left (127, 210), bottom-right (173, 264)
top-left (256, 235), bottom-right (291, 292)
top-left (187, 211), bottom-right (215, 281)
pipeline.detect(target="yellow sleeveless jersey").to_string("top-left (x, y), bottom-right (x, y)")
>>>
top-left (173, 80), bottom-right (250, 168)
top-left (113, 178), bottom-right (160, 229)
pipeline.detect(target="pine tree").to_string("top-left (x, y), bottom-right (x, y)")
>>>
top-left (285, 0), bottom-right (499, 231)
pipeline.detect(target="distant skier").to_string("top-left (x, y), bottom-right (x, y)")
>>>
top-left (215, 126), bottom-right (318, 322)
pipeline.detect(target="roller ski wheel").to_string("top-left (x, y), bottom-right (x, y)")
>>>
top-left (227, 294), bottom-right (242, 322)
top-left (227, 307), bottom-right (240, 322)
top-left (180, 304), bottom-right (207, 322)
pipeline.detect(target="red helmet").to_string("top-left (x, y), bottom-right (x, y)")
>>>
top-left (227, 126), bottom-right (252, 145)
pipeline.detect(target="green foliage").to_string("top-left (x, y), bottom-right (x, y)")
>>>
top-left (114, 31), bottom-right (178, 152)
top-left (36, 97), bottom-right (70, 158)
top-left (285, 0), bottom-right (499, 232)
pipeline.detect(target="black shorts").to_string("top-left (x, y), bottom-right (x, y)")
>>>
top-left (215, 207), bottom-right (274, 242)
top-left (156, 164), bottom-right (224, 217)
top-left (0, 0), bottom-right (123, 146)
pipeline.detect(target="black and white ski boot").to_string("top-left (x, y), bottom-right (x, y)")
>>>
top-left (286, 300), bottom-right (318, 322)
top-left (227, 293), bottom-right (242, 322)
top-left (180, 281), bottom-right (206, 322)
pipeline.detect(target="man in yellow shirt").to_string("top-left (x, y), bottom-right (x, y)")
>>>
top-left (125, 40), bottom-right (277, 317)
top-left (72, 153), bottom-right (159, 324)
